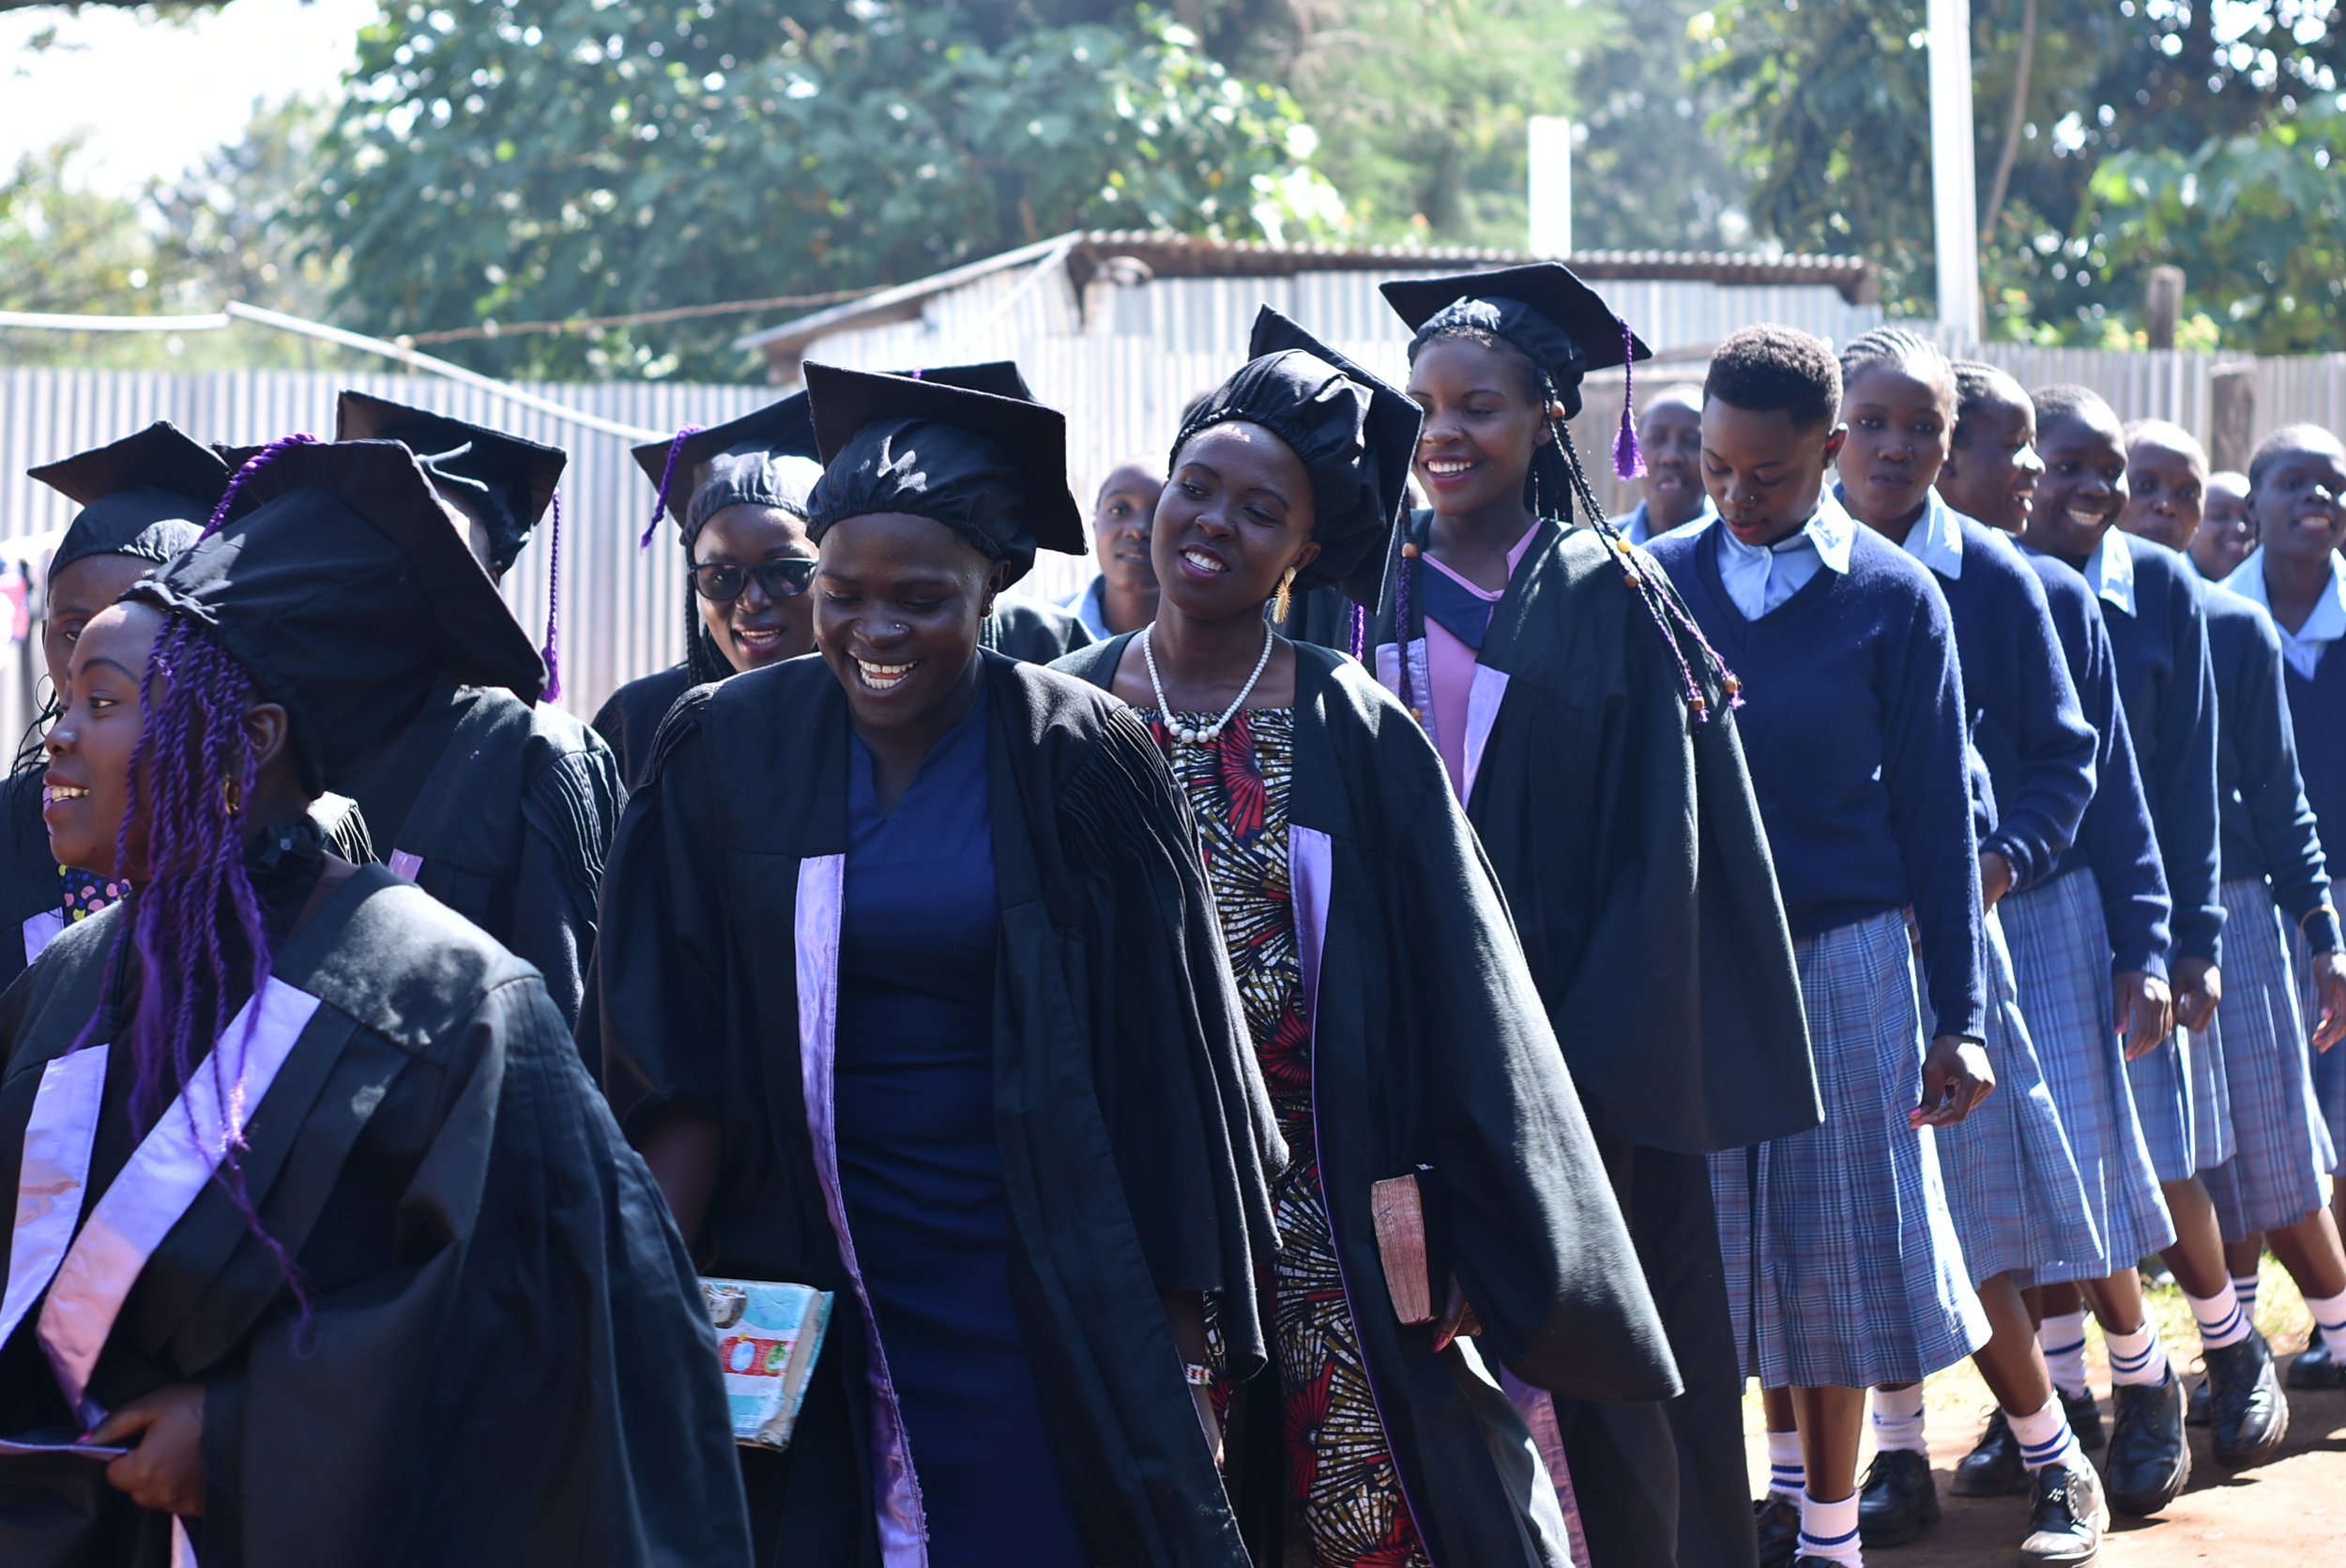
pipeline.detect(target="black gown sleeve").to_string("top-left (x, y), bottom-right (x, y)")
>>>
top-left (1056, 704), bottom-right (1284, 1373)
top-left (509, 729), bottom-right (625, 1030)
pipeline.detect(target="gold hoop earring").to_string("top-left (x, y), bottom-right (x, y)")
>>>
top-left (1273, 565), bottom-right (1297, 624)
top-left (221, 777), bottom-right (242, 818)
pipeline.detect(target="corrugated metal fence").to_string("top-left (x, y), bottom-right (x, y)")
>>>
top-left (5, 343), bottom-right (2343, 738)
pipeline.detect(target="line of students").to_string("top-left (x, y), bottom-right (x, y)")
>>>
top-left (0, 270), bottom-right (2338, 1568)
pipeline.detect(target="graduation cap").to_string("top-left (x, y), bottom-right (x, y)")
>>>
top-left (333, 392), bottom-right (567, 578)
top-left (801, 361), bottom-right (1084, 586)
top-left (629, 393), bottom-right (822, 548)
top-left (27, 421), bottom-right (228, 577)
top-left (128, 439), bottom-right (544, 791)
top-left (1173, 306), bottom-right (1423, 606)
top-left (1379, 262), bottom-right (1653, 476)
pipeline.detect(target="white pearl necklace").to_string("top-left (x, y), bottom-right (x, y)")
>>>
top-left (1141, 622), bottom-right (1275, 747)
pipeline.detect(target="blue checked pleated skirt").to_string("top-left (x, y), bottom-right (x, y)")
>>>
top-left (2202, 880), bottom-right (2337, 1235)
top-left (1932, 907), bottom-right (2106, 1281)
top-left (2001, 869), bottom-right (2177, 1280)
top-left (2125, 1000), bottom-right (2232, 1180)
top-left (1711, 909), bottom-right (1988, 1389)
top-left (2292, 921), bottom-right (2346, 1177)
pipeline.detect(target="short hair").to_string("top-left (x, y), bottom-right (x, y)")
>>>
top-left (2247, 423), bottom-right (2346, 490)
top-left (2123, 419), bottom-right (2206, 469)
top-left (1951, 360), bottom-right (2030, 428)
top-left (2206, 469), bottom-right (2249, 497)
top-left (1638, 383), bottom-right (1704, 423)
top-left (1838, 327), bottom-right (1955, 402)
top-left (2031, 384), bottom-right (2119, 434)
top-left (1705, 326), bottom-right (1842, 432)
top-left (1093, 458), bottom-right (1164, 506)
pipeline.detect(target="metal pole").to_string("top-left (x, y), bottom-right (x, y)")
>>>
top-left (1529, 115), bottom-right (1573, 258)
top-left (1927, 0), bottom-right (1981, 343)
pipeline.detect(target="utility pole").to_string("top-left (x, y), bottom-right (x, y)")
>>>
top-left (1529, 115), bottom-right (1573, 258)
top-left (1927, 0), bottom-right (1982, 343)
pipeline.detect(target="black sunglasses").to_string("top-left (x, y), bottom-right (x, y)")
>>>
top-left (690, 557), bottom-right (818, 603)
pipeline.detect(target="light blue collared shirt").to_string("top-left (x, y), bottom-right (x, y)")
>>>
top-left (2223, 547), bottom-right (2346, 680)
top-left (1897, 490), bottom-right (1966, 580)
top-left (1061, 575), bottom-right (1113, 641)
top-left (1713, 490), bottom-right (1856, 620)
top-left (2081, 526), bottom-right (2137, 617)
top-left (1622, 494), bottom-right (1718, 547)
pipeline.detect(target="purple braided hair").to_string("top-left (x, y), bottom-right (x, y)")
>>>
top-left (203, 433), bottom-right (321, 540)
top-left (540, 494), bottom-right (563, 703)
top-left (1348, 601), bottom-right (1366, 662)
top-left (98, 614), bottom-right (311, 1320)
top-left (639, 424), bottom-right (704, 551)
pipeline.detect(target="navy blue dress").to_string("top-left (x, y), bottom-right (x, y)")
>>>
top-left (834, 691), bottom-right (1089, 1567)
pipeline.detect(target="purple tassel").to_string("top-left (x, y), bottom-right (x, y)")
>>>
top-left (540, 494), bottom-right (563, 703)
top-left (641, 424), bottom-right (704, 551)
top-left (1348, 601), bottom-right (1366, 662)
top-left (203, 433), bottom-right (320, 539)
top-left (1612, 316), bottom-right (1646, 481)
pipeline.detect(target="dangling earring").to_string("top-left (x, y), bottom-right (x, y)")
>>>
top-left (221, 776), bottom-right (242, 818)
top-left (1273, 565), bottom-right (1297, 624)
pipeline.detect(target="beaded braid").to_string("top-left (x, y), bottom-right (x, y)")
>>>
top-left (202, 433), bottom-right (321, 540)
top-left (540, 493), bottom-right (564, 702)
top-left (85, 614), bottom-right (311, 1318)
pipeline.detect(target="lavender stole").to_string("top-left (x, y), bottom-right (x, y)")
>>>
top-left (3, 978), bottom-right (323, 1566)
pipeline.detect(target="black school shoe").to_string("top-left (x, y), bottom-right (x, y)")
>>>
top-left (2018, 1459), bottom-right (2109, 1566)
top-left (1754, 1494), bottom-right (1802, 1568)
top-left (1856, 1448), bottom-right (1940, 1545)
top-left (2061, 1386), bottom-right (2105, 1450)
top-left (1953, 1408), bottom-right (2032, 1497)
top-left (2103, 1368), bottom-right (2190, 1515)
top-left (2185, 1374), bottom-right (2211, 1425)
top-left (2203, 1330), bottom-right (2290, 1469)
top-left (2286, 1334), bottom-right (2343, 1390)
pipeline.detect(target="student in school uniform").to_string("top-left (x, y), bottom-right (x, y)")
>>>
top-left (1825, 331), bottom-right (2108, 1563)
top-left (2191, 470), bottom-right (2256, 584)
top-left (1621, 385), bottom-right (1716, 544)
top-left (1367, 266), bottom-right (1817, 1568)
top-left (2123, 420), bottom-right (2346, 1424)
top-left (1939, 364), bottom-right (2188, 1517)
top-left (2219, 423), bottom-right (2346, 1389)
top-left (2027, 387), bottom-right (2294, 1474)
top-left (1062, 459), bottom-right (1164, 638)
top-left (1649, 326), bottom-right (1995, 1568)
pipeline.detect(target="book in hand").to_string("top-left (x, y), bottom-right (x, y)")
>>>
top-left (1369, 1166), bottom-right (1479, 1335)
top-left (703, 1279), bottom-right (832, 1452)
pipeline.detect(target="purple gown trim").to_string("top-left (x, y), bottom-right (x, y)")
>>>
top-left (21, 909), bottom-right (65, 966)
top-left (1460, 664), bottom-right (1510, 807)
top-left (387, 850), bottom-right (424, 882)
top-left (2, 1048), bottom-right (107, 1354)
top-left (794, 853), bottom-right (929, 1567)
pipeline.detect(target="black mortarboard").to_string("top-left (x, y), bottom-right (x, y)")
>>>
top-left (28, 422), bottom-right (227, 576)
top-left (802, 361), bottom-right (1084, 586)
top-left (1174, 307), bottom-right (1423, 605)
top-left (128, 440), bottom-right (544, 791)
top-left (1379, 263), bottom-right (1651, 420)
top-left (629, 393), bottom-right (822, 547)
top-left (334, 392), bottom-right (566, 577)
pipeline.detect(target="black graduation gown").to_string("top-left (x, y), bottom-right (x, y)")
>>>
top-left (1365, 513), bottom-right (1817, 1568)
top-left (0, 771), bottom-right (58, 997)
top-left (340, 680), bottom-right (623, 1028)
top-left (983, 599), bottom-right (1094, 662)
top-left (0, 865), bottom-right (749, 1567)
top-left (592, 664), bottom-right (697, 794)
top-left (587, 650), bottom-right (1281, 1568)
top-left (1059, 636), bottom-right (1679, 1568)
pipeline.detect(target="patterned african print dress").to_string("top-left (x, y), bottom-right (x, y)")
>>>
top-left (1144, 707), bottom-right (1429, 1568)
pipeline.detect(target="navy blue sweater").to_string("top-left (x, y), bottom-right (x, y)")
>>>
top-left (1652, 524), bottom-right (1986, 1040)
top-left (2049, 534), bottom-right (2223, 965)
top-left (1920, 512), bottom-right (2096, 893)
top-left (2025, 552), bottom-right (2173, 980)
top-left (2282, 636), bottom-right (2346, 953)
top-left (2206, 586), bottom-right (2342, 952)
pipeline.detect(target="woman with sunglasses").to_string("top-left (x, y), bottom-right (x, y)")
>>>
top-left (602, 398), bottom-right (825, 790)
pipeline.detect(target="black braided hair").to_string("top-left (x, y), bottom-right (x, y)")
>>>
top-left (1837, 326), bottom-right (1956, 402)
top-left (682, 573), bottom-right (736, 686)
top-left (1950, 359), bottom-right (2026, 430)
top-left (1397, 321), bottom-right (1740, 722)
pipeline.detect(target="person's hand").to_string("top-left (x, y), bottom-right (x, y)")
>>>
top-left (1978, 850), bottom-right (2016, 909)
top-left (1189, 1379), bottom-right (1224, 1469)
top-left (2308, 951), bottom-right (2346, 1052)
top-left (90, 1383), bottom-right (205, 1517)
top-left (2114, 970), bottom-right (2172, 1061)
top-left (1912, 1035), bottom-right (1994, 1128)
top-left (1430, 1275), bottom-right (1476, 1354)
top-left (2172, 956), bottom-right (2221, 1035)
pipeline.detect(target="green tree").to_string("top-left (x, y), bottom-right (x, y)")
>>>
top-left (309, 2), bottom-right (1333, 380)
top-left (1571, 0), bottom-right (1753, 251)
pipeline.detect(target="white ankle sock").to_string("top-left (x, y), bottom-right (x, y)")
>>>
top-left (2104, 1320), bottom-right (2170, 1386)
top-left (1868, 1384), bottom-right (1928, 1454)
top-left (2040, 1310), bottom-right (2090, 1397)
top-left (2187, 1287), bottom-right (2253, 1350)
top-left (2232, 1271), bottom-right (2261, 1315)
top-left (1767, 1429), bottom-right (1805, 1500)
top-left (2006, 1393), bottom-right (2081, 1473)
top-left (2306, 1287), bottom-right (2346, 1360)
top-left (1798, 1488), bottom-right (1864, 1566)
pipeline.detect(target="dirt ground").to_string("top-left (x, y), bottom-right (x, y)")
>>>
top-left (1740, 1262), bottom-right (2346, 1566)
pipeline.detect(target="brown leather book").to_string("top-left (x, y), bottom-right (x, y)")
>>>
top-left (1370, 1173), bottom-right (1438, 1325)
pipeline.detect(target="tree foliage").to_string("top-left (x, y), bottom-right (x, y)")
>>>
top-left (1699, 0), bottom-right (2346, 349)
top-left (310, 1), bottom-right (1333, 379)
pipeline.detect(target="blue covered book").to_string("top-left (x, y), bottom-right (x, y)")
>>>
top-left (702, 1279), bottom-right (833, 1451)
